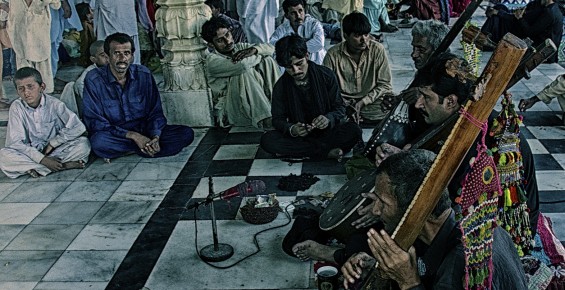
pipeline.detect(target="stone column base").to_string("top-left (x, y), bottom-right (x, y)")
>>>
top-left (160, 89), bottom-right (214, 127)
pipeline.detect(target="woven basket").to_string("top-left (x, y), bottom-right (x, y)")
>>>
top-left (240, 200), bottom-right (280, 224)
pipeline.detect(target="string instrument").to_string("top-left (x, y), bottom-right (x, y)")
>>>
top-left (360, 33), bottom-right (527, 290)
top-left (363, 0), bottom-right (481, 160)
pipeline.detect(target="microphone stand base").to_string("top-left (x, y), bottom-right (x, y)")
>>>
top-left (200, 243), bottom-right (234, 262)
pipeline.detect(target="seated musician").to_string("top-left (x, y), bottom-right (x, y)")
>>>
top-left (284, 53), bottom-right (539, 267)
top-left (260, 34), bottom-right (362, 161)
top-left (341, 149), bottom-right (527, 289)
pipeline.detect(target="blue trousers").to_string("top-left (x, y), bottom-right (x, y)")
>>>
top-left (89, 125), bottom-right (194, 159)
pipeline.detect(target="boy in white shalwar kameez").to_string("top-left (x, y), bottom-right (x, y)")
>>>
top-left (0, 67), bottom-right (91, 178)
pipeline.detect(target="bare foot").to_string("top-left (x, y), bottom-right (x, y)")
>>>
top-left (291, 240), bottom-right (342, 262)
top-left (27, 169), bottom-right (40, 178)
top-left (63, 160), bottom-right (86, 170)
top-left (327, 148), bottom-right (343, 162)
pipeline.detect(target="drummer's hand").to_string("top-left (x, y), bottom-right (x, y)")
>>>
top-left (518, 96), bottom-right (540, 112)
top-left (352, 194), bottom-right (379, 229)
top-left (401, 87), bottom-right (420, 105)
top-left (381, 94), bottom-right (400, 111)
top-left (375, 143), bottom-right (402, 167)
top-left (342, 252), bottom-right (376, 289)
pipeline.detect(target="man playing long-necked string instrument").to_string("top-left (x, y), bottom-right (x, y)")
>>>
top-left (341, 149), bottom-right (527, 289)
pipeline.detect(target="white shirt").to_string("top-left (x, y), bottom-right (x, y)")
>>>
top-left (269, 14), bottom-right (326, 65)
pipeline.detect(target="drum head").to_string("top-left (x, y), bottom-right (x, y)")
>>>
top-left (319, 170), bottom-right (377, 231)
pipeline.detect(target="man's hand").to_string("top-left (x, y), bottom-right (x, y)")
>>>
top-left (127, 131), bottom-right (156, 157)
top-left (61, 0), bottom-right (72, 18)
top-left (375, 143), bottom-right (402, 167)
top-left (518, 96), bottom-right (540, 112)
top-left (368, 229), bottom-right (421, 289)
top-left (231, 47), bottom-right (258, 63)
top-left (146, 136), bottom-right (161, 156)
top-left (352, 194), bottom-right (379, 229)
top-left (353, 101), bottom-right (365, 124)
top-left (341, 252), bottom-right (376, 289)
top-left (291, 123), bottom-right (311, 137)
top-left (312, 115), bottom-right (330, 130)
top-left (43, 144), bottom-right (55, 156)
top-left (40, 156), bottom-right (64, 172)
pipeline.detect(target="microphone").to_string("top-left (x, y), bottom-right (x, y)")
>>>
top-left (207, 180), bottom-right (266, 201)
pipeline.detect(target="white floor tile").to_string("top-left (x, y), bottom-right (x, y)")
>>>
top-left (145, 220), bottom-right (310, 290)
top-left (543, 213), bottom-right (565, 242)
top-left (0, 203), bottom-right (49, 225)
top-left (0, 282), bottom-right (37, 290)
top-left (0, 250), bottom-right (62, 282)
top-left (67, 224), bottom-right (144, 251)
top-left (553, 154), bottom-right (565, 170)
top-left (56, 181), bottom-right (122, 202)
top-left (43, 250), bottom-right (128, 282)
top-left (125, 162), bottom-right (185, 181)
top-left (33, 282), bottom-right (108, 290)
top-left (536, 171), bottom-right (565, 191)
top-left (110, 180), bottom-right (175, 201)
top-left (90, 201), bottom-right (160, 224)
top-left (5, 225), bottom-right (84, 251)
top-left (0, 225), bottom-right (24, 250)
top-left (0, 183), bottom-right (22, 202)
top-left (527, 126), bottom-right (565, 140)
top-left (213, 144), bottom-right (259, 160)
top-left (248, 159), bottom-right (303, 176)
top-left (3, 182), bottom-right (71, 203)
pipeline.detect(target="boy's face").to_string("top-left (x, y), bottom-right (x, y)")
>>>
top-left (90, 46), bottom-right (109, 67)
top-left (211, 28), bottom-right (234, 54)
top-left (16, 76), bottom-right (45, 109)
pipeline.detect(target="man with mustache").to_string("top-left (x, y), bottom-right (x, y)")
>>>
top-left (202, 17), bottom-right (280, 128)
top-left (341, 149), bottom-right (527, 289)
top-left (82, 33), bottom-right (194, 161)
top-left (260, 34), bottom-right (362, 161)
top-left (269, 0), bottom-right (326, 65)
top-left (323, 12), bottom-right (394, 124)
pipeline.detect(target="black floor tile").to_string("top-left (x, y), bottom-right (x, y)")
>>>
top-left (255, 147), bottom-right (276, 159)
top-left (189, 144), bottom-right (220, 161)
top-left (223, 132), bottom-right (263, 144)
top-left (521, 111), bottom-right (563, 127)
top-left (302, 159), bottom-right (347, 175)
top-left (177, 161), bottom-right (210, 181)
top-left (540, 202), bottom-right (565, 213)
top-left (159, 183), bottom-right (199, 209)
top-left (521, 126), bottom-right (535, 139)
top-left (533, 154), bottom-right (564, 170)
top-left (200, 128), bottom-right (230, 144)
top-left (204, 160), bottom-right (253, 176)
top-left (539, 190), bottom-right (565, 203)
top-left (539, 139), bottom-right (565, 154)
top-left (245, 176), bottom-right (298, 196)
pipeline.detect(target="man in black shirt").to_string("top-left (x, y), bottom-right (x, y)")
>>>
top-left (260, 35), bottom-right (362, 161)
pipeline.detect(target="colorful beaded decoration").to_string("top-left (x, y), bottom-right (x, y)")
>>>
top-left (461, 22), bottom-right (482, 77)
top-left (456, 118), bottom-right (501, 290)
top-left (489, 93), bottom-right (533, 256)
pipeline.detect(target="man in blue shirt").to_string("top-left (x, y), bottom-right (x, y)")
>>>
top-left (82, 33), bottom-right (193, 161)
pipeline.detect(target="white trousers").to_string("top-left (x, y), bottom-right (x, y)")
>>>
top-left (0, 137), bottom-right (91, 178)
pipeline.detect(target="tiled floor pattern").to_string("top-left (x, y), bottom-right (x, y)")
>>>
top-left (1, 8), bottom-right (565, 290)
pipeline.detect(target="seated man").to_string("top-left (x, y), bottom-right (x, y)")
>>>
top-left (323, 12), bottom-right (393, 124)
top-left (83, 33), bottom-right (194, 161)
top-left (204, 0), bottom-right (247, 43)
top-left (284, 53), bottom-right (538, 265)
top-left (481, 0), bottom-right (562, 62)
top-left (60, 40), bottom-right (108, 118)
top-left (270, 0), bottom-right (326, 65)
top-left (202, 17), bottom-right (280, 128)
top-left (341, 149), bottom-right (527, 289)
top-left (261, 35), bottom-right (362, 161)
top-left (0, 67), bottom-right (91, 178)
top-left (519, 74), bottom-right (565, 126)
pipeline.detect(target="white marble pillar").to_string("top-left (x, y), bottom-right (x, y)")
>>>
top-left (156, 0), bottom-right (213, 127)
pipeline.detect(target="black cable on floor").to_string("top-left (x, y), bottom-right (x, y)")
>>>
top-left (192, 202), bottom-right (294, 269)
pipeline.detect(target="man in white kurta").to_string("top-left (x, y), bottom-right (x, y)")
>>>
top-left (91, 0), bottom-right (140, 64)
top-left (236, 0), bottom-right (279, 43)
top-left (202, 17), bottom-right (281, 128)
top-left (519, 74), bottom-right (565, 125)
top-left (0, 67), bottom-right (90, 178)
top-left (270, 0), bottom-right (326, 65)
top-left (7, 0), bottom-right (61, 94)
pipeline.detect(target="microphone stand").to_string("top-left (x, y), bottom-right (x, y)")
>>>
top-left (199, 177), bottom-right (234, 262)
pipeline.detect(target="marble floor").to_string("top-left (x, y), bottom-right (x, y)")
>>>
top-left (1, 7), bottom-right (565, 290)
